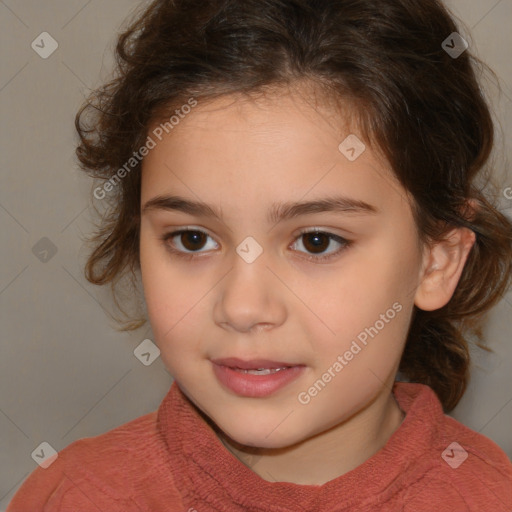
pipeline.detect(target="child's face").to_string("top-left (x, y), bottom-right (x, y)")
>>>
top-left (140, 88), bottom-right (425, 449)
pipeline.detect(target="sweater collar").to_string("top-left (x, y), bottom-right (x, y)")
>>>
top-left (157, 381), bottom-right (443, 511)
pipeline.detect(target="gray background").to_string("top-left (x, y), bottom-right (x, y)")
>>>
top-left (1, 0), bottom-right (511, 508)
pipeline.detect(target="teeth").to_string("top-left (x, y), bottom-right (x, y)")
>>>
top-left (236, 367), bottom-right (289, 375)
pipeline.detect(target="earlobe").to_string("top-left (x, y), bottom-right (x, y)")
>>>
top-left (414, 227), bottom-right (476, 312)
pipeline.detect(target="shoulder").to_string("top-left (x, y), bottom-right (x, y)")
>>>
top-left (6, 411), bottom-right (170, 511)
top-left (390, 383), bottom-right (511, 511)
top-left (406, 410), bottom-right (512, 511)
top-left (440, 414), bottom-right (511, 493)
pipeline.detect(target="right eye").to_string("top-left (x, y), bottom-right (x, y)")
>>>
top-left (161, 228), bottom-right (218, 258)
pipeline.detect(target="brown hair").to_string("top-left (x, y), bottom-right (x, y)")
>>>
top-left (75, 0), bottom-right (512, 412)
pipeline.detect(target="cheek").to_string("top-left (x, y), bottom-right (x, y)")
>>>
top-left (299, 238), bottom-right (416, 378)
top-left (139, 230), bottom-right (183, 337)
top-left (139, 231), bottom-right (211, 366)
top-left (140, 228), bottom-right (192, 317)
top-left (305, 241), bottom-right (411, 327)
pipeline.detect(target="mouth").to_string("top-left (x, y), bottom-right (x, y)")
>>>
top-left (210, 357), bottom-right (306, 397)
top-left (211, 357), bottom-right (298, 370)
top-left (234, 367), bottom-right (289, 375)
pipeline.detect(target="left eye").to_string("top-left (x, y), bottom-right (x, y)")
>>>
top-left (290, 230), bottom-right (349, 260)
top-left (161, 228), bottom-right (350, 261)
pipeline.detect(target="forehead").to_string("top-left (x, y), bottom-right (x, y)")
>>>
top-left (149, 86), bottom-right (354, 150)
top-left (141, 89), bottom-right (409, 218)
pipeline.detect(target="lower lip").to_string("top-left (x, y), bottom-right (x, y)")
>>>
top-left (212, 363), bottom-right (305, 398)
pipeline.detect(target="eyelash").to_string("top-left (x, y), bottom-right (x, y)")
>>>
top-left (160, 227), bottom-right (352, 263)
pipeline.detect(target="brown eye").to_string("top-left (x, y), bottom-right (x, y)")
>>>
top-left (179, 231), bottom-right (208, 251)
top-left (301, 232), bottom-right (331, 254)
top-left (162, 229), bottom-right (218, 255)
top-left (291, 230), bottom-right (350, 262)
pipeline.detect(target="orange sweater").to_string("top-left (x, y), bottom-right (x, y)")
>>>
top-left (7, 381), bottom-right (512, 511)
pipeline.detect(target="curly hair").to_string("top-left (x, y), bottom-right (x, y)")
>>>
top-left (75, 0), bottom-right (512, 412)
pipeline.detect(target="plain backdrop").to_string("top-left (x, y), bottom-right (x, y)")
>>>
top-left (1, 0), bottom-right (511, 508)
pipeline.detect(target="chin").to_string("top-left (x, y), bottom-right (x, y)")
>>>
top-left (217, 417), bottom-right (309, 450)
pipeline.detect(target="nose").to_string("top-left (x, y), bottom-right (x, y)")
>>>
top-left (213, 252), bottom-right (287, 334)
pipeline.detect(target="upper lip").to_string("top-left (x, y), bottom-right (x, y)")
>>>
top-left (211, 357), bottom-right (301, 370)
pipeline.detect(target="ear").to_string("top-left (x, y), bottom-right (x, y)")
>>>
top-left (414, 225), bottom-right (476, 312)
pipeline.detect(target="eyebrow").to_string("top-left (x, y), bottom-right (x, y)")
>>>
top-left (142, 194), bottom-right (379, 224)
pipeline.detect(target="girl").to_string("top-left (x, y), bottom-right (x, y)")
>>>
top-left (8, 0), bottom-right (512, 510)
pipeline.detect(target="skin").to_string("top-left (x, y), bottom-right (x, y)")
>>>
top-left (139, 84), bottom-right (476, 485)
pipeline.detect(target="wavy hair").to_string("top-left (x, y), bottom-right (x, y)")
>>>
top-left (75, 0), bottom-right (512, 411)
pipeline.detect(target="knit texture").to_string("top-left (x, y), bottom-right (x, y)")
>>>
top-left (7, 381), bottom-right (512, 511)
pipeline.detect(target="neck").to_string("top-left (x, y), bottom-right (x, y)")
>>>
top-left (216, 386), bottom-right (405, 485)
